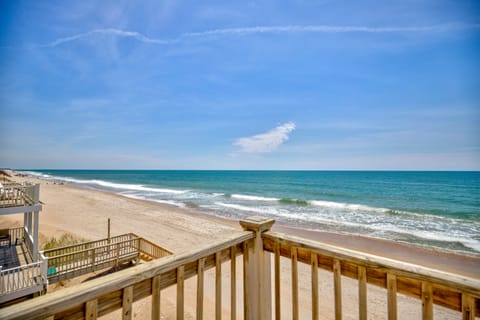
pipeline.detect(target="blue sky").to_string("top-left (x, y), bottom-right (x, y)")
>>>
top-left (0, 1), bottom-right (479, 170)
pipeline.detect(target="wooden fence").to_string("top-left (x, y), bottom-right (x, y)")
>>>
top-left (0, 217), bottom-right (478, 320)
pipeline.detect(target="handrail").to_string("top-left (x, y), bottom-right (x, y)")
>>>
top-left (24, 232), bottom-right (34, 261)
top-left (7, 227), bottom-right (24, 244)
top-left (0, 230), bottom-right (254, 320)
top-left (42, 234), bottom-right (136, 257)
top-left (136, 235), bottom-right (173, 259)
top-left (45, 237), bottom-right (139, 261)
top-left (45, 238), bottom-right (140, 283)
top-left (263, 231), bottom-right (480, 296)
top-left (263, 231), bottom-right (480, 319)
top-left (47, 239), bottom-right (138, 263)
top-left (0, 183), bottom-right (36, 208)
top-left (0, 261), bottom-right (46, 297)
top-left (131, 232), bottom-right (173, 255)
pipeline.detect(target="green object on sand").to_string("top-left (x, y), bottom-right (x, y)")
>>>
top-left (47, 267), bottom-right (57, 276)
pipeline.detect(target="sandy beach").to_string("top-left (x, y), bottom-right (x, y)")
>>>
top-left (1, 174), bottom-right (478, 319)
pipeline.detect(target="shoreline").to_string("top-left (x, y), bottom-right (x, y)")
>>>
top-left (3, 171), bottom-right (479, 279)
top-left (1, 171), bottom-right (477, 319)
top-left (15, 170), bottom-right (480, 256)
top-left (112, 192), bottom-right (480, 277)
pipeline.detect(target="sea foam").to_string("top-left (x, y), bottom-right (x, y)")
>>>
top-left (231, 194), bottom-right (279, 201)
top-left (214, 202), bottom-right (279, 215)
top-left (27, 173), bottom-right (187, 195)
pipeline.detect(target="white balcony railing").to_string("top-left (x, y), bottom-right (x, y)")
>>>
top-left (0, 259), bottom-right (47, 303)
top-left (0, 183), bottom-right (35, 208)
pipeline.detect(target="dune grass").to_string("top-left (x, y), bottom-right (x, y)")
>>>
top-left (42, 233), bottom-right (87, 250)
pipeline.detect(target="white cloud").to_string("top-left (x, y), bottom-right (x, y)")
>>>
top-left (44, 28), bottom-right (172, 47)
top-left (234, 122), bottom-right (296, 153)
top-left (183, 23), bottom-right (480, 37)
top-left (42, 23), bottom-right (480, 47)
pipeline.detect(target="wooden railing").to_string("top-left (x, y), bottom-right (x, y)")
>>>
top-left (0, 217), bottom-right (478, 320)
top-left (7, 227), bottom-right (25, 245)
top-left (263, 231), bottom-right (480, 320)
top-left (24, 231), bottom-right (34, 262)
top-left (43, 234), bottom-right (136, 258)
top-left (0, 183), bottom-right (35, 208)
top-left (135, 235), bottom-right (173, 259)
top-left (45, 238), bottom-right (141, 283)
top-left (0, 229), bottom-right (255, 320)
top-left (42, 234), bottom-right (172, 283)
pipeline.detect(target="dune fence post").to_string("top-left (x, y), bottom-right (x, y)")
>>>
top-left (240, 216), bottom-right (275, 320)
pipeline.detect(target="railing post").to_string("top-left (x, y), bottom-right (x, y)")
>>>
top-left (33, 211), bottom-right (39, 262)
top-left (240, 216), bottom-right (275, 320)
top-left (40, 253), bottom-right (48, 288)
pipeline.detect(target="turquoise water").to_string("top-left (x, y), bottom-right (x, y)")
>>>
top-left (24, 170), bottom-right (480, 254)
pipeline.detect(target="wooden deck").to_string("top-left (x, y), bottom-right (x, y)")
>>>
top-left (0, 217), bottom-right (478, 320)
top-left (1, 242), bottom-right (32, 270)
top-left (43, 233), bottom-right (172, 284)
top-left (0, 261), bottom-right (46, 304)
top-left (0, 230), bottom-right (171, 305)
top-left (0, 181), bottom-right (44, 306)
top-left (0, 236), bottom-right (47, 304)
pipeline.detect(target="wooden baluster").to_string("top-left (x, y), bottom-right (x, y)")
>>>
top-left (421, 282), bottom-right (433, 320)
top-left (311, 252), bottom-right (319, 320)
top-left (177, 266), bottom-right (184, 320)
top-left (216, 251), bottom-right (222, 320)
top-left (274, 242), bottom-right (281, 320)
top-left (151, 275), bottom-right (161, 320)
top-left (333, 259), bottom-right (342, 320)
top-left (14, 268), bottom-right (19, 290)
top-left (387, 273), bottom-right (397, 320)
top-left (291, 247), bottom-right (298, 320)
top-left (231, 246), bottom-right (236, 320)
top-left (122, 286), bottom-right (133, 320)
top-left (243, 241), bottom-right (249, 320)
top-left (462, 293), bottom-right (475, 320)
top-left (358, 266), bottom-right (367, 320)
top-left (91, 248), bottom-right (96, 272)
top-left (197, 258), bottom-right (205, 320)
top-left (115, 243), bottom-right (120, 268)
top-left (85, 299), bottom-right (98, 320)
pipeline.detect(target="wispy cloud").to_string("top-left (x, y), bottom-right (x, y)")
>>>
top-left (43, 23), bottom-right (480, 47)
top-left (234, 122), bottom-right (296, 153)
top-left (44, 28), bottom-right (172, 47)
top-left (184, 23), bottom-right (480, 37)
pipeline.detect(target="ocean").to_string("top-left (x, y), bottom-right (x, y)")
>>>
top-left (23, 170), bottom-right (480, 254)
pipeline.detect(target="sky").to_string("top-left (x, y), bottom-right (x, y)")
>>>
top-left (0, 1), bottom-right (479, 170)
